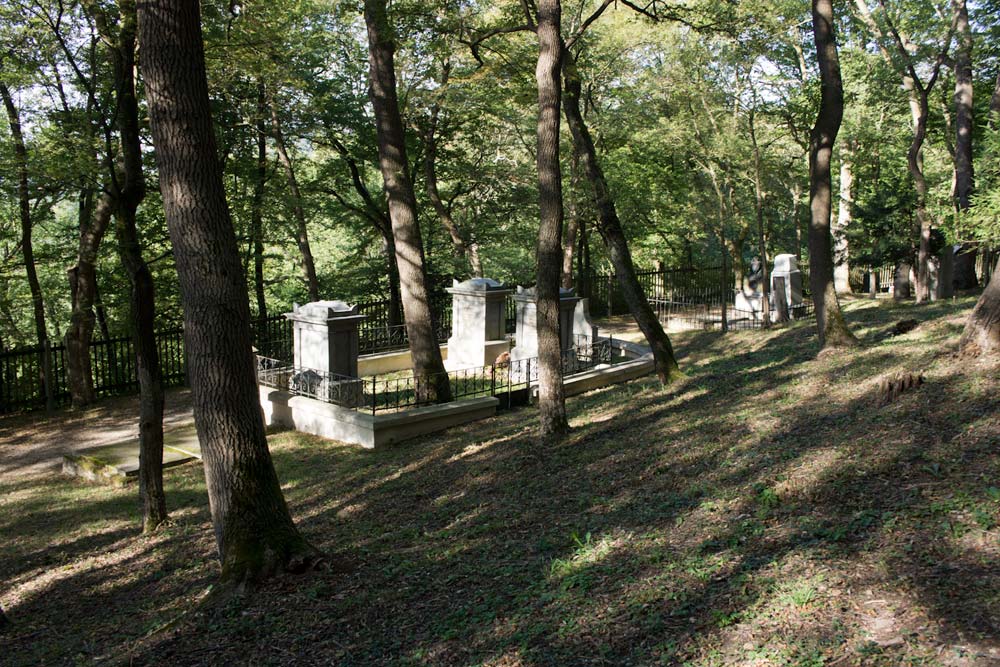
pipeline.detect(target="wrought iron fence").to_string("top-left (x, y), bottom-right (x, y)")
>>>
top-left (257, 336), bottom-right (626, 415)
top-left (653, 298), bottom-right (815, 332)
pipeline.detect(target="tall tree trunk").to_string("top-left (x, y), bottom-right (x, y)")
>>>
top-left (252, 83), bottom-right (268, 324)
top-left (363, 0), bottom-right (450, 403)
top-left (834, 144), bottom-right (853, 293)
top-left (562, 155), bottom-right (580, 291)
top-left (991, 70), bottom-right (1000, 128)
top-left (269, 103), bottom-right (320, 301)
top-left (534, 0), bottom-right (569, 442)
top-left (953, 0), bottom-right (973, 211)
top-left (748, 110), bottom-right (771, 326)
top-left (66, 191), bottom-right (114, 406)
top-left (138, 0), bottom-right (319, 581)
top-left (910, 92), bottom-right (934, 304)
top-left (791, 182), bottom-right (803, 261)
top-left (423, 63), bottom-right (482, 278)
top-left (562, 53), bottom-right (680, 383)
top-left (98, 0), bottom-right (168, 533)
top-left (380, 231), bottom-right (403, 326)
top-left (0, 81), bottom-right (48, 351)
top-left (809, 0), bottom-right (858, 349)
top-left (960, 255), bottom-right (1000, 354)
top-left (953, 0), bottom-right (978, 289)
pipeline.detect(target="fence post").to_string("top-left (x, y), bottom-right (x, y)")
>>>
top-left (371, 376), bottom-right (377, 416)
top-left (43, 340), bottom-right (54, 414)
top-left (606, 273), bottom-right (614, 316)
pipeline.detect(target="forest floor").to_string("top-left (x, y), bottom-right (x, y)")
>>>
top-left (1, 295), bottom-right (998, 667)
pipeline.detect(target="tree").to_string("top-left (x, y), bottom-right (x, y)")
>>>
top-left (423, 61), bottom-right (484, 278)
top-left (0, 82), bottom-right (48, 354)
top-left (562, 51), bottom-right (681, 383)
top-left (269, 97), bottom-right (320, 301)
top-left (952, 0), bottom-right (978, 289)
top-left (852, 0), bottom-right (954, 304)
top-left (363, 0), bottom-right (451, 404)
top-left (137, 0), bottom-right (319, 581)
top-left (86, 0), bottom-right (168, 532)
top-left (809, 0), bottom-right (858, 349)
top-left (534, 0), bottom-right (569, 442)
top-left (960, 258), bottom-right (1000, 354)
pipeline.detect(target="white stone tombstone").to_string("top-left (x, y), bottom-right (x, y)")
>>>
top-left (770, 253), bottom-right (803, 308)
top-left (446, 277), bottom-right (513, 369)
top-left (572, 298), bottom-right (598, 345)
top-left (285, 301), bottom-right (366, 378)
top-left (510, 286), bottom-right (581, 362)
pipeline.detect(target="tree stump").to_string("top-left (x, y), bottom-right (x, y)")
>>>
top-left (878, 372), bottom-right (925, 404)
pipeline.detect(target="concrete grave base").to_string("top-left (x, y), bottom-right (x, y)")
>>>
top-left (62, 424), bottom-right (201, 486)
top-left (260, 386), bottom-right (498, 449)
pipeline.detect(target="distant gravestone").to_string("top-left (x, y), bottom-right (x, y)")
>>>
top-left (285, 300), bottom-right (366, 377)
top-left (770, 253), bottom-right (803, 310)
top-left (446, 277), bottom-right (513, 369)
top-left (510, 286), bottom-right (587, 362)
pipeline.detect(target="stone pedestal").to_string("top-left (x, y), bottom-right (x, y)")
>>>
top-left (770, 254), bottom-right (803, 308)
top-left (510, 286), bottom-right (582, 362)
top-left (446, 278), bottom-right (513, 369)
top-left (285, 301), bottom-right (366, 378)
top-left (937, 249), bottom-right (955, 299)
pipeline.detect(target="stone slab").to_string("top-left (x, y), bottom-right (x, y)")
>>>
top-left (260, 386), bottom-right (498, 449)
top-left (61, 424), bottom-right (201, 486)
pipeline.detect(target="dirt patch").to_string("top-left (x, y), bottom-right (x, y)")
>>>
top-left (0, 388), bottom-right (194, 479)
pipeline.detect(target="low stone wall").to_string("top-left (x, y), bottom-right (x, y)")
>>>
top-left (259, 336), bottom-right (654, 449)
top-left (357, 340), bottom-right (511, 376)
top-left (260, 385), bottom-right (498, 449)
top-left (358, 344), bottom-right (450, 376)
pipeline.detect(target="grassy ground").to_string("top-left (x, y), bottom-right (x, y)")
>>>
top-left (1, 296), bottom-right (998, 666)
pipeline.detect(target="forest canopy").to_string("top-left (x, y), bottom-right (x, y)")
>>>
top-left (0, 0), bottom-right (998, 348)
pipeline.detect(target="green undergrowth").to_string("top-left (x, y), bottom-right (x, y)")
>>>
top-left (2, 296), bottom-right (998, 666)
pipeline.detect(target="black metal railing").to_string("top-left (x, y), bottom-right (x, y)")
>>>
top-left (257, 336), bottom-right (628, 415)
top-left (653, 297), bottom-right (815, 332)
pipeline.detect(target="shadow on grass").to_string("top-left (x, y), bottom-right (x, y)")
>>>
top-left (2, 297), bottom-right (997, 666)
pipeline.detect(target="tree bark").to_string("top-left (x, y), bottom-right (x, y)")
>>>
top-left (138, 0), bottom-right (318, 580)
top-left (991, 69), bottom-right (1000, 129)
top-left (96, 0), bottom-right (168, 533)
top-left (363, 0), bottom-right (451, 403)
top-left (269, 103), bottom-right (320, 301)
top-left (960, 255), bottom-right (1000, 355)
top-left (748, 109), bottom-right (771, 326)
top-left (833, 143), bottom-right (853, 293)
top-left (909, 90), bottom-right (934, 304)
top-left (953, 0), bottom-right (973, 211)
top-left (534, 0), bottom-right (569, 442)
top-left (0, 81), bottom-right (48, 351)
top-left (562, 53), bottom-right (680, 383)
top-left (952, 0), bottom-right (978, 290)
top-left (66, 191), bottom-right (114, 406)
top-left (252, 83), bottom-right (268, 324)
top-left (423, 63), bottom-right (482, 278)
top-left (809, 0), bottom-right (858, 349)
top-left (561, 154), bottom-right (580, 291)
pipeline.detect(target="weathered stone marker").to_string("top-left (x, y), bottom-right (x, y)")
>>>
top-left (446, 277), bottom-right (513, 369)
top-left (285, 301), bottom-right (366, 377)
top-left (770, 253), bottom-right (803, 311)
top-left (510, 286), bottom-right (597, 362)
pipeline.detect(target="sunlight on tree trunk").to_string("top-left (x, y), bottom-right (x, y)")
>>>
top-left (364, 0), bottom-right (451, 404)
top-left (809, 0), bottom-right (858, 350)
top-left (562, 53), bottom-right (681, 384)
top-left (138, 0), bottom-right (320, 581)
top-left (535, 0), bottom-right (569, 443)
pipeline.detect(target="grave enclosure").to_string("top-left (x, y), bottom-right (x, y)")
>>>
top-left (258, 278), bottom-right (652, 448)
